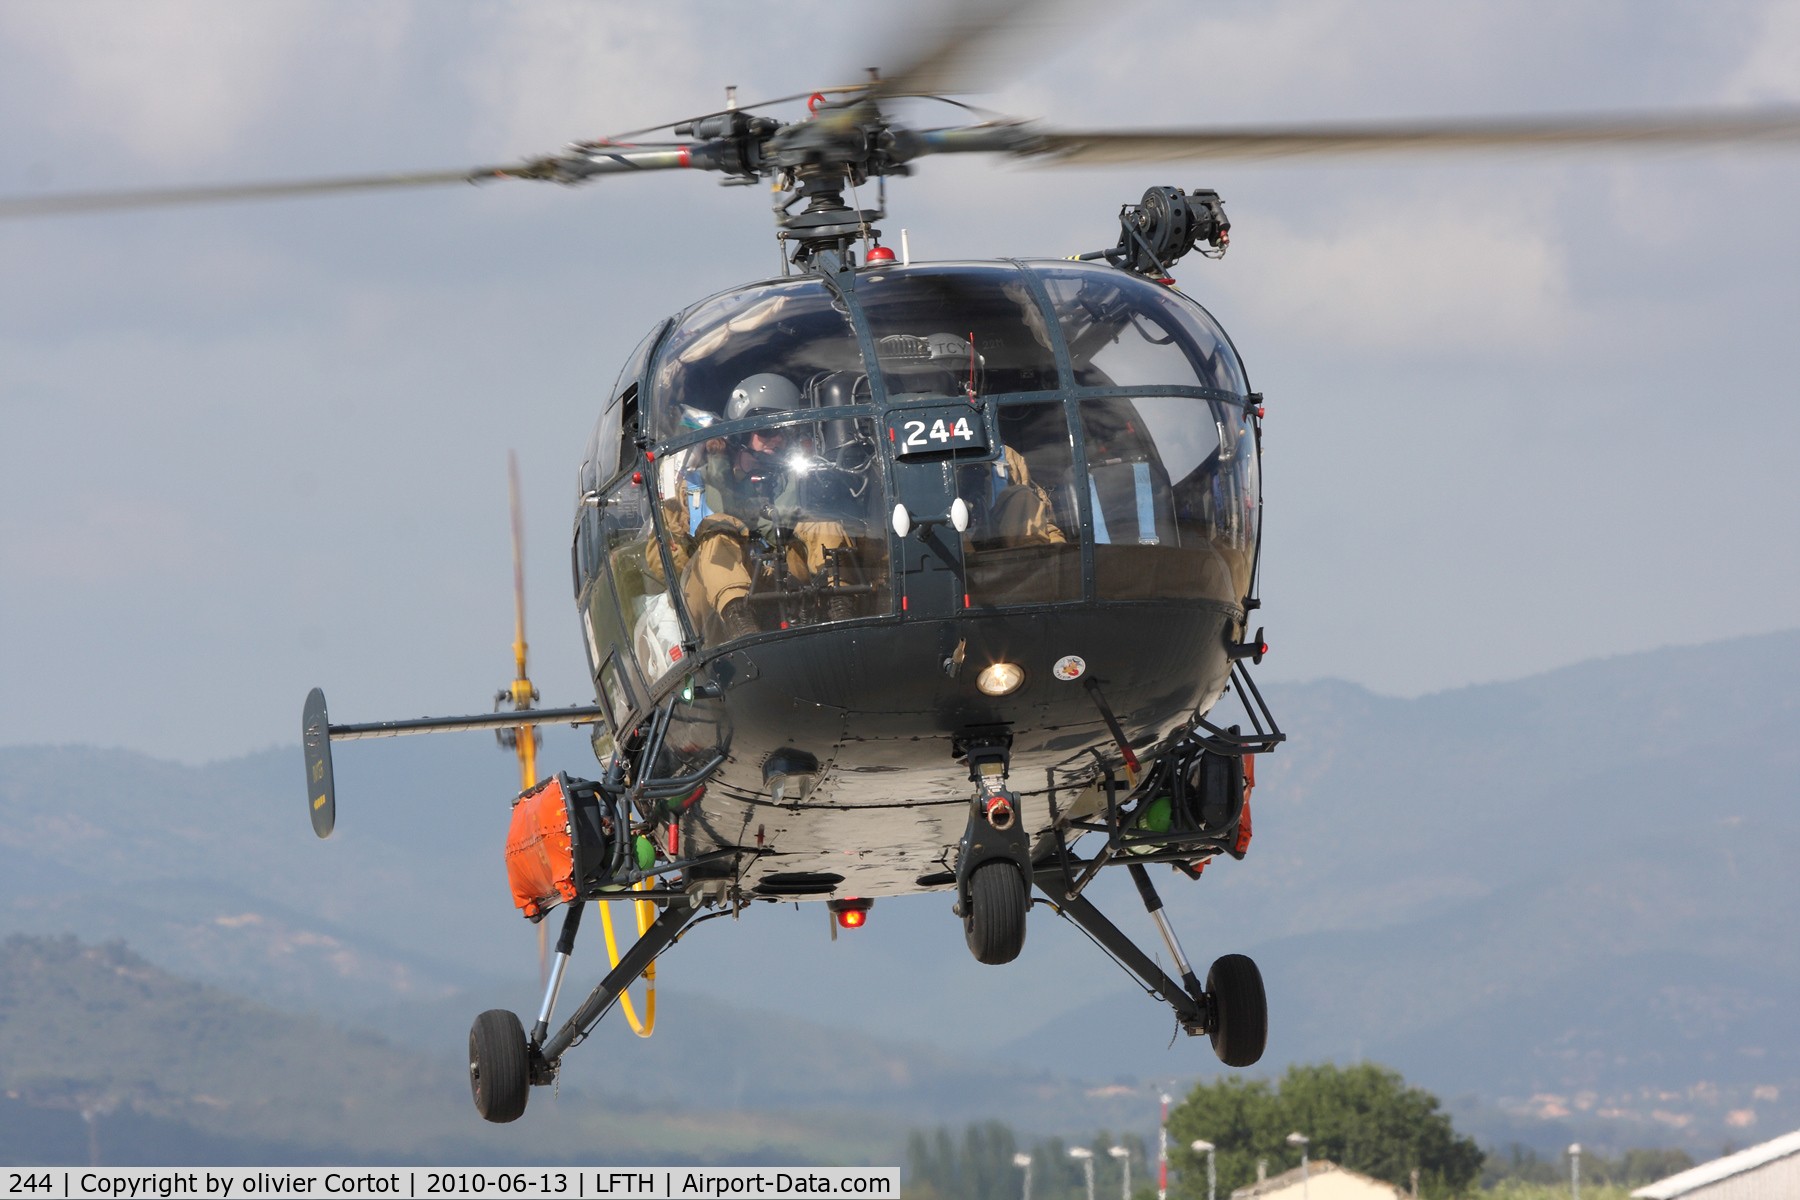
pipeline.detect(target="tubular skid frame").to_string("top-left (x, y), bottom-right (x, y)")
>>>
top-left (622, 691), bottom-right (727, 808)
top-left (1045, 656), bottom-right (1286, 888)
top-left (1194, 661), bottom-right (1286, 754)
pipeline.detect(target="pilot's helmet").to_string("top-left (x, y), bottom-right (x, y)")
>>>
top-left (727, 373), bottom-right (801, 422)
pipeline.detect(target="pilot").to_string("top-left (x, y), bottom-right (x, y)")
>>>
top-left (681, 374), bottom-right (855, 640)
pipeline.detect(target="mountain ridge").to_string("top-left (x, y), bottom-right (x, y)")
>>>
top-left (2, 630), bottom-right (1795, 1159)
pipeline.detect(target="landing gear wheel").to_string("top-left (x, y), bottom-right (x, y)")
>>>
top-left (468, 1008), bottom-right (530, 1123)
top-left (1205, 954), bottom-right (1267, 1068)
top-left (964, 860), bottom-right (1028, 965)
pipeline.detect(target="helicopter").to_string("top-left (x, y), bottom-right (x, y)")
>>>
top-left (13, 1), bottom-right (1800, 1130)
top-left (305, 141), bottom-right (1288, 1122)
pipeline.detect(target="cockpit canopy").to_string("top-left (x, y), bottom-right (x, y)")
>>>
top-left (646, 260), bottom-right (1246, 441)
top-left (575, 260), bottom-right (1258, 734)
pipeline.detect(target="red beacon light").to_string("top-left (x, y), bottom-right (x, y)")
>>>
top-left (828, 897), bottom-right (873, 928)
top-left (864, 245), bottom-right (896, 265)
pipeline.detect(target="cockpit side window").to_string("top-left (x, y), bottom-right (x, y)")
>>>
top-left (650, 279), bottom-right (866, 442)
top-left (595, 319), bottom-right (669, 488)
top-left (1035, 264), bottom-right (1246, 395)
top-left (1079, 395), bottom-right (1258, 605)
top-left (601, 472), bottom-right (688, 686)
top-left (856, 266), bottom-right (1061, 397)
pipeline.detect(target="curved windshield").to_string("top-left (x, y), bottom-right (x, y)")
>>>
top-left (1080, 396), bottom-right (1258, 605)
top-left (650, 279), bottom-right (868, 442)
top-left (657, 414), bottom-right (889, 649)
top-left (1035, 263), bottom-right (1246, 394)
top-left (856, 265), bottom-right (1060, 397)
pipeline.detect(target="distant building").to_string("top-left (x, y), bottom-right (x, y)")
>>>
top-left (1631, 1129), bottom-right (1800, 1199)
top-left (1229, 1160), bottom-right (1406, 1200)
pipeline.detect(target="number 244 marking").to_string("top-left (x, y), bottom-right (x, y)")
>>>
top-left (902, 417), bottom-right (974, 449)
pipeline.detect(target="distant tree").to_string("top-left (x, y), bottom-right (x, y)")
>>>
top-left (1480, 1144), bottom-right (1561, 1188)
top-left (1481, 1143), bottom-right (1695, 1190)
top-left (1166, 1062), bottom-right (1482, 1199)
top-left (1618, 1148), bottom-right (1695, 1187)
top-left (904, 1125), bottom-right (1152, 1200)
top-left (907, 1121), bottom-right (1022, 1200)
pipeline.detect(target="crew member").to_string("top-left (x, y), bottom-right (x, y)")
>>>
top-left (681, 374), bottom-right (855, 640)
top-left (986, 444), bottom-right (1067, 547)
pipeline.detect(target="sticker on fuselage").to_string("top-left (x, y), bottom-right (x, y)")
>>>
top-left (1053, 655), bottom-right (1087, 681)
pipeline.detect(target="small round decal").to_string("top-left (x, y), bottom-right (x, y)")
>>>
top-left (1053, 655), bottom-right (1087, 681)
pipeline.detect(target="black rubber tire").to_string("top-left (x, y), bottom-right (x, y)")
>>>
top-left (468, 1009), bottom-right (530, 1123)
top-left (964, 861), bottom-right (1028, 965)
top-left (1206, 954), bottom-right (1268, 1068)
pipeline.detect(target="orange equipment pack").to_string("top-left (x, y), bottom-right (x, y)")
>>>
top-left (1235, 753), bottom-right (1255, 857)
top-left (504, 773), bottom-right (621, 920)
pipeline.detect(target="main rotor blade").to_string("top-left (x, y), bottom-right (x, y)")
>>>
top-left (872, 0), bottom-right (1077, 99)
top-left (0, 166), bottom-right (517, 220)
top-left (1026, 108), bottom-right (1800, 166)
top-left (0, 140), bottom-right (706, 220)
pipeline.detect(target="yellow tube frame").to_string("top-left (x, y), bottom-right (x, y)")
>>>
top-left (598, 879), bottom-right (657, 1037)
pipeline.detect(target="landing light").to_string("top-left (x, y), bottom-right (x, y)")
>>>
top-left (976, 662), bottom-right (1025, 697)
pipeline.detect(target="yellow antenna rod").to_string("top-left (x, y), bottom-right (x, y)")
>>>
top-left (507, 451), bottom-right (537, 792)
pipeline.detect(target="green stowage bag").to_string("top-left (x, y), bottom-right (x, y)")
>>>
top-left (1126, 795), bottom-right (1172, 854)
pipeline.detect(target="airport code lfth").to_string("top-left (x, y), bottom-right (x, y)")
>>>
top-left (6, 1172), bottom-right (900, 1200)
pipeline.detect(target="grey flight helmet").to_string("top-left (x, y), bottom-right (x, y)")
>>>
top-left (727, 373), bottom-right (801, 422)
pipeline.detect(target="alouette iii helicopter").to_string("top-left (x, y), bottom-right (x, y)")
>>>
top-left (14, 0), bottom-right (1800, 1127)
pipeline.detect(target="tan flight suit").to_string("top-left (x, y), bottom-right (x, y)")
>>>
top-left (988, 445), bottom-right (1068, 547)
top-left (678, 444), bottom-right (852, 627)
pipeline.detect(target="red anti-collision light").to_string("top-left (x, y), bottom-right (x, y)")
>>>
top-left (831, 897), bottom-right (873, 928)
top-left (865, 246), bottom-right (896, 264)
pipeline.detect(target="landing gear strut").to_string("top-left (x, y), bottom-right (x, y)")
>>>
top-left (466, 895), bottom-right (696, 1123)
top-left (1033, 855), bottom-right (1267, 1067)
top-left (956, 737), bottom-right (1032, 965)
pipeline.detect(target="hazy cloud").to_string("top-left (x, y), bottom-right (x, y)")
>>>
top-left (1222, 191), bottom-right (1576, 356)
